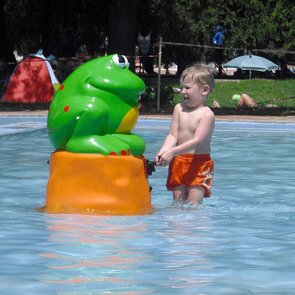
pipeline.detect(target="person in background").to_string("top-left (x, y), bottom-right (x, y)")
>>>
top-left (211, 99), bottom-right (221, 108)
top-left (232, 93), bottom-right (258, 108)
top-left (155, 64), bottom-right (215, 205)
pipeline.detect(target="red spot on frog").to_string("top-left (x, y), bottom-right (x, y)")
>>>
top-left (121, 149), bottom-right (130, 156)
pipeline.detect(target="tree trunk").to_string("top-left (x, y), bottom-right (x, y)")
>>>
top-left (0, 0), bottom-right (14, 61)
top-left (107, 0), bottom-right (138, 70)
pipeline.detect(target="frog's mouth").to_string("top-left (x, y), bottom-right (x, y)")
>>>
top-left (87, 78), bottom-right (145, 104)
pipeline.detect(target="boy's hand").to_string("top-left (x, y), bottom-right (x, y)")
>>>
top-left (156, 156), bottom-right (166, 166)
top-left (155, 155), bottom-right (167, 166)
top-left (156, 150), bottom-right (174, 166)
top-left (155, 152), bottom-right (163, 165)
top-left (155, 155), bottom-right (160, 163)
top-left (155, 155), bottom-right (164, 166)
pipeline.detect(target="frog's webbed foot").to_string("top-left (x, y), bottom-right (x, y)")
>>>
top-left (113, 134), bottom-right (145, 155)
top-left (66, 133), bottom-right (145, 155)
top-left (66, 134), bottom-right (130, 155)
top-left (65, 108), bottom-right (145, 155)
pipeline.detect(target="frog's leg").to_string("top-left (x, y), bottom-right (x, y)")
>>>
top-left (112, 133), bottom-right (146, 155)
top-left (66, 107), bottom-right (130, 155)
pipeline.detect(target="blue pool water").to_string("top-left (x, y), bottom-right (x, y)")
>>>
top-left (0, 118), bottom-right (295, 294)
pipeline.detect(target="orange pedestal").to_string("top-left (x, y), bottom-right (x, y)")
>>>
top-left (42, 151), bottom-right (153, 215)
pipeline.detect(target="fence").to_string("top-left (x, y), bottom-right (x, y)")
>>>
top-left (1, 40), bottom-right (294, 110)
top-left (155, 38), bottom-right (295, 111)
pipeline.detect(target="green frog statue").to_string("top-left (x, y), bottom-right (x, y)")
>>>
top-left (47, 54), bottom-right (146, 156)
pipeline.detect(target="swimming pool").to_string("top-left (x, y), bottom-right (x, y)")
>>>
top-left (0, 118), bottom-right (295, 294)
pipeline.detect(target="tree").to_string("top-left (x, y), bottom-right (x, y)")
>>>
top-left (2, 0), bottom-right (108, 58)
top-left (0, 0), bottom-right (14, 61)
top-left (107, 0), bottom-right (138, 70)
top-left (139, 0), bottom-right (210, 75)
top-left (270, 0), bottom-right (295, 72)
top-left (1, 0), bottom-right (294, 69)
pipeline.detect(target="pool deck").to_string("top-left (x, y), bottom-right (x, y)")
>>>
top-left (0, 110), bottom-right (294, 135)
top-left (0, 110), bottom-right (295, 123)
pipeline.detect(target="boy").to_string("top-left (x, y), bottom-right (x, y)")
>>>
top-left (155, 64), bottom-right (215, 205)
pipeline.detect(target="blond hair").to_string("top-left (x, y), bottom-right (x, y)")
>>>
top-left (180, 64), bottom-right (215, 94)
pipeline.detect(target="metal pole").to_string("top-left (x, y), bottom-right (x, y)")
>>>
top-left (157, 37), bottom-right (162, 111)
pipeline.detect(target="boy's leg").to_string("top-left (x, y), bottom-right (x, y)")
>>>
top-left (172, 185), bottom-right (188, 202)
top-left (187, 186), bottom-right (205, 205)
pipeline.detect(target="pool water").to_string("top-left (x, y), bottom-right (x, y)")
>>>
top-left (0, 119), bottom-right (295, 294)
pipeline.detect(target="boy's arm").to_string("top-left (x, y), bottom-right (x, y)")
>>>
top-left (155, 104), bottom-right (179, 161)
top-left (159, 108), bottom-right (214, 164)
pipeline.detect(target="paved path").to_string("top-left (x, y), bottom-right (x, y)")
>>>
top-left (0, 110), bottom-right (294, 136)
top-left (140, 114), bottom-right (295, 123)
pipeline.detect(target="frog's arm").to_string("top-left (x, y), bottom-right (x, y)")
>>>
top-left (71, 103), bottom-right (109, 136)
top-left (65, 103), bottom-right (135, 155)
top-left (66, 103), bottom-right (110, 153)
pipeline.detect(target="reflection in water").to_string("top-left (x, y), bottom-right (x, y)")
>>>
top-left (40, 215), bottom-right (152, 289)
top-left (39, 206), bottom-right (214, 294)
top-left (155, 206), bottom-right (215, 289)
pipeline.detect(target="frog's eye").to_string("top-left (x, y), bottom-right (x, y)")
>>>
top-left (112, 54), bottom-right (129, 69)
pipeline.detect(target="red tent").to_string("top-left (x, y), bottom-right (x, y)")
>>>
top-left (3, 55), bottom-right (59, 103)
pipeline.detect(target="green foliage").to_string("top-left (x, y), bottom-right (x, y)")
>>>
top-left (139, 0), bottom-right (289, 73)
top-left (1, 0), bottom-right (294, 67)
top-left (3, 0), bottom-right (107, 56)
top-left (271, 0), bottom-right (295, 51)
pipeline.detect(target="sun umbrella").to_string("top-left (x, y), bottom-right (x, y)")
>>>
top-left (223, 54), bottom-right (279, 79)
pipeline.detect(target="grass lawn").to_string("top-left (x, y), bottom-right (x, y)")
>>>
top-left (0, 76), bottom-right (294, 115)
top-left (140, 76), bottom-right (295, 115)
top-left (207, 78), bottom-right (295, 108)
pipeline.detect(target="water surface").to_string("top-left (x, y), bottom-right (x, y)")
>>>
top-left (0, 119), bottom-right (294, 294)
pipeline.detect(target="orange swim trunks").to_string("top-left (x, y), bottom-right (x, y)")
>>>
top-left (166, 154), bottom-right (214, 197)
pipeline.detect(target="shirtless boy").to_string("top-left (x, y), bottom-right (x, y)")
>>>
top-left (155, 64), bottom-right (215, 205)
